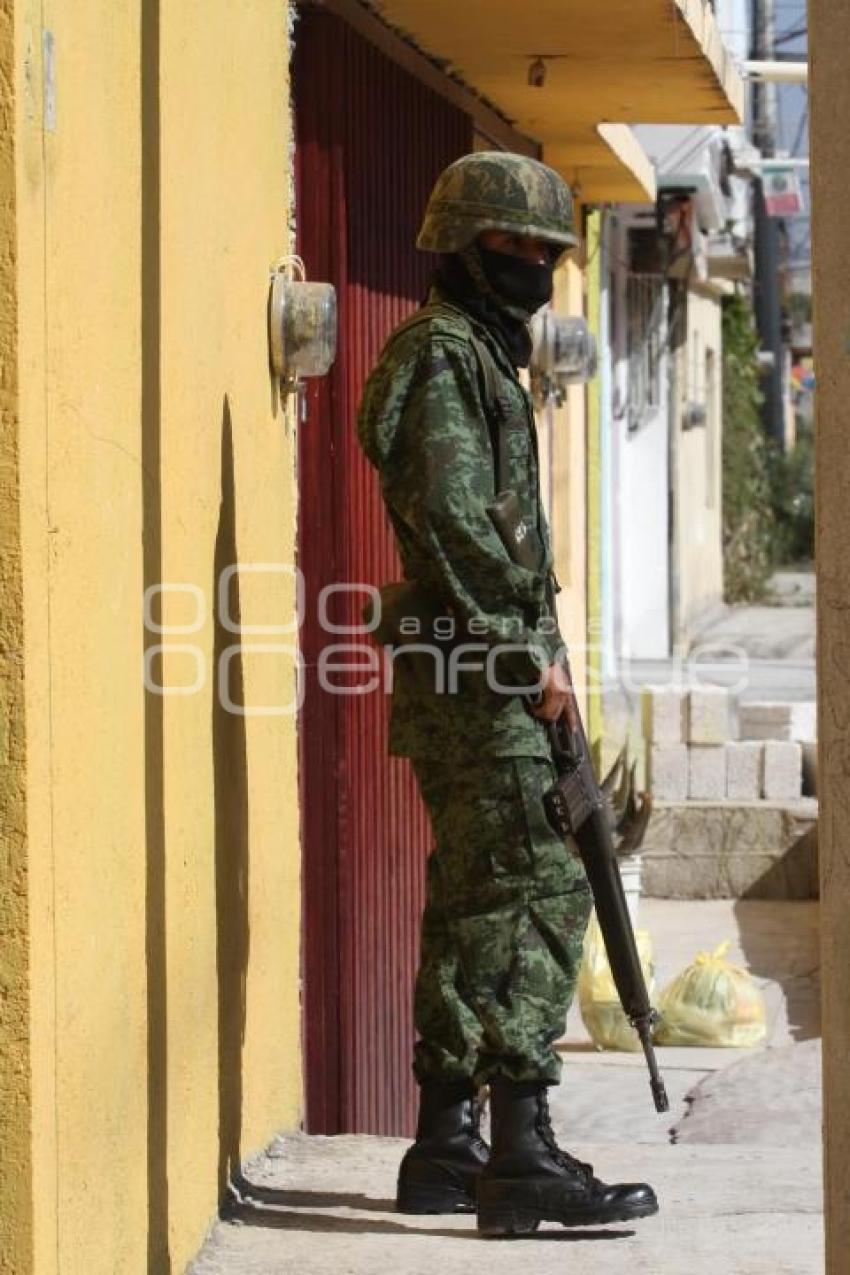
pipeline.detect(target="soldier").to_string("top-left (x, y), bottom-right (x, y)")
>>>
top-left (357, 152), bottom-right (657, 1236)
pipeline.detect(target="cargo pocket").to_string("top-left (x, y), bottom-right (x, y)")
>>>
top-left (476, 764), bottom-right (537, 881)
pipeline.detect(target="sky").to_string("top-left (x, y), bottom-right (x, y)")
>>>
top-left (716, 1), bottom-right (810, 288)
top-left (771, 0), bottom-right (810, 285)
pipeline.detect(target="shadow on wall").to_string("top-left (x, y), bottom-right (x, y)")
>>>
top-left (741, 823), bottom-right (819, 902)
top-left (732, 896), bottom-right (821, 1044)
top-left (141, 0), bottom-right (169, 1267)
top-left (142, 400), bottom-right (251, 1270)
top-left (141, 0), bottom-right (250, 1257)
top-left (213, 397), bottom-right (252, 1200)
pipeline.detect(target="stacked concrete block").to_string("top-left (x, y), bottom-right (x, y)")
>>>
top-left (763, 740), bottom-right (803, 801)
top-left (649, 744), bottom-right (689, 801)
top-left (641, 683), bottom-right (810, 806)
top-left (738, 701), bottom-right (815, 743)
top-left (688, 745), bottom-right (727, 800)
top-left (725, 741), bottom-right (764, 801)
top-left (641, 685), bottom-right (687, 744)
top-left (643, 686), bottom-right (688, 801)
top-left (688, 687), bottom-right (734, 744)
top-left (739, 702), bottom-right (793, 741)
top-left (684, 689), bottom-right (732, 800)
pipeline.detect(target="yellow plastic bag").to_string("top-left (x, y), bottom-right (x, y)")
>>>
top-left (577, 912), bottom-right (655, 1052)
top-left (654, 941), bottom-right (767, 1048)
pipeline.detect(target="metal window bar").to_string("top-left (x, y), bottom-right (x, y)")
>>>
top-left (626, 274), bottom-right (664, 432)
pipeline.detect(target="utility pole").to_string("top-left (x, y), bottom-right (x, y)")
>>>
top-left (750, 0), bottom-right (786, 448)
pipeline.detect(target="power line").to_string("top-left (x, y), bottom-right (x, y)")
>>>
top-left (774, 26), bottom-right (807, 46)
top-left (790, 105), bottom-right (808, 157)
top-left (655, 127), bottom-right (722, 176)
top-left (773, 11), bottom-right (808, 41)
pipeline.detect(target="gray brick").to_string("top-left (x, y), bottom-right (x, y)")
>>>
top-left (689, 744), bottom-right (727, 800)
top-left (763, 741), bottom-right (803, 801)
top-left (649, 743), bottom-right (688, 801)
top-left (641, 685), bottom-right (687, 744)
top-left (688, 687), bottom-right (733, 744)
top-left (739, 701), bottom-right (793, 741)
top-left (726, 741), bottom-right (763, 801)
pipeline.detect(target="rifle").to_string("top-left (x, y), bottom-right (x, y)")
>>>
top-left (543, 703), bottom-right (669, 1114)
top-left (487, 472), bottom-right (668, 1112)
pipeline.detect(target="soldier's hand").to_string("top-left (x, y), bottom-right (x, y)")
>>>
top-left (530, 662), bottom-right (579, 729)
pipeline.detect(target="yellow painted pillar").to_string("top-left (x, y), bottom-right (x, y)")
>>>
top-left (810, 4), bottom-right (850, 1268)
top-left (585, 210), bottom-right (603, 760)
top-left (0, 3), bottom-right (33, 1269)
top-left (549, 255), bottom-right (588, 724)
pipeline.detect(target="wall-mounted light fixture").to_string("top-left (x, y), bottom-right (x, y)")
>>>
top-left (525, 53), bottom-right (568, 88)
top-left (528, 57), bottom-right (547, 88)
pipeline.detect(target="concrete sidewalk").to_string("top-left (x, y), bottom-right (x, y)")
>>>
top-left (690, 569), bottom-right (815, 664)
top-left (625, 567), bottom-right (817, 704)
top-left (552, 898), bottom-right (820, 1147)
top-left (190, 1135), bottom-right (821, 1275)
top-left (189, 900), bottom-right (824, 1274)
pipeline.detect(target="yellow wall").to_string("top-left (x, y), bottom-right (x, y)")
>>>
top-left (9, 2), bottom-right (302, 1270)
top-left (674, 286), bottom-right (724, 640)
top-left (0, 2), bottom-right (33, 1270)
top-left (547, 255), bottom-right (589, 723)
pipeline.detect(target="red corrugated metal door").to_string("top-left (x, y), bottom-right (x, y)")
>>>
top-left (294, 6), bottom-right (473, 1136)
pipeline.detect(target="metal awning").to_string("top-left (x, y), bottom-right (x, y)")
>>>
top-left (371, 0), bottom-right (744, 203)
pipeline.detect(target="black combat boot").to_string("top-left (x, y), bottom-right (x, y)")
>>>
top-left (476, 1078), bottom-right (658, 1236)
top-left (396, 1080), bottom-right (490, 1214)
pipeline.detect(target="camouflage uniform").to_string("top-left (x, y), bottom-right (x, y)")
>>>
top-left (357, 153), bottom-right (592, 1089)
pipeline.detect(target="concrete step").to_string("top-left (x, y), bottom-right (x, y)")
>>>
top-left (640, 800), bottom-right (818, 899)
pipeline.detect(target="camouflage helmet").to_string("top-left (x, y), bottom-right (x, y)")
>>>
top-left (417, 151), bottom-right (577, 254)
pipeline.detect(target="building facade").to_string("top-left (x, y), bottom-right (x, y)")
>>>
top-left (0, 0), bottom-right (744, 1267)
top-left (3, 3), bottom-right (302, 1269)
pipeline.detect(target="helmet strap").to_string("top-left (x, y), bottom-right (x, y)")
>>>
top-left (459, 243), bottom-right (535, 323)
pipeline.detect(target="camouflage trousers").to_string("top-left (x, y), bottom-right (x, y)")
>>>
top-left (411, 754), bottom-right (593, 1087)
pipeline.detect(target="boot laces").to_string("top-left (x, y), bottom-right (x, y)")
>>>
top-left (467, 1088), bottom-right (490, 1155)
top-left (536, 1090), bottom-right (593, 1180)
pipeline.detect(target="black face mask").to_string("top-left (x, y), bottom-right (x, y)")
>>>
top-left (434, 253), bottom-right (534, 368)
top-left (478, 246), bottom-right (554, 315)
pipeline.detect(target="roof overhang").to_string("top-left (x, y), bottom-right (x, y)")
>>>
top-left (544, 124), bottom-right (658, 204)
top-left (370, 0), bottom-right (744, 203)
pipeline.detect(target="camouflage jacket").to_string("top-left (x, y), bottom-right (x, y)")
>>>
top-left (357, 288), bottom-right (563, 761)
